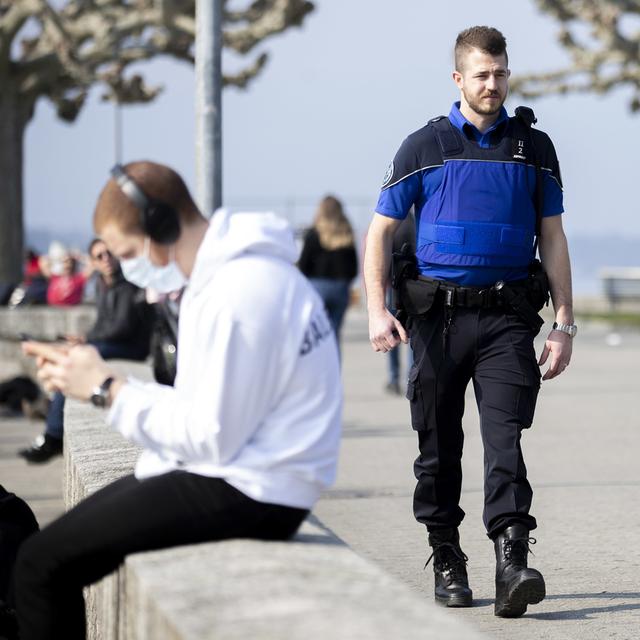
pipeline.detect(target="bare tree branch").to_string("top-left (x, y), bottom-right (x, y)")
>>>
top-left (1, 0), bottom-right (314, 123)
top-left (0, 0), bottom-right (316, 284)
top-left (223, 51), bottom-right (268, 88)
top-left (512, 0), bottom-right (640, 112)
top-left (224, 0), bottom-right (313, 54)
top-left (0, 0), bottom-right (41, 70)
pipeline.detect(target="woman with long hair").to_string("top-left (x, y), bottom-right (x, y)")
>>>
top-left (298, 195), bottom-right (358, 345)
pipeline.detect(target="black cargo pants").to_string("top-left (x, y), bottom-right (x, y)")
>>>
top-left (407, 301), bottom-right (541, 539)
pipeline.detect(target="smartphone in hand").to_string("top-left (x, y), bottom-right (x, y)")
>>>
top-left (18, 333), bottom-right (66, 343)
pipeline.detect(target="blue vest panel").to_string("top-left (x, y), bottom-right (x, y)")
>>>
top-left (376, 106), bottom-right (564, 286)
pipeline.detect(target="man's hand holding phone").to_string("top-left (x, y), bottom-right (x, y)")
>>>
top-left (22, 341), bottom-right (115, 402)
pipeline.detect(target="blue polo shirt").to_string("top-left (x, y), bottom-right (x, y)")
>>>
top-left (375, 102), bottom-right (564, 286)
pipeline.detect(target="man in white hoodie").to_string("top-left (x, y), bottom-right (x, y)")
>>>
top-left (15, 161), bottom-right (342, 640)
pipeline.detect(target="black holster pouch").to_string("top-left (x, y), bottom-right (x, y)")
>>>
top-left (401, 278), bottom-right (440, 316)
top-left (391, 243), bottom-right (419, 312)
top-left (526, 259), bottom-right (550, 312)
top-left (498, 282), bottom-right (545, 333)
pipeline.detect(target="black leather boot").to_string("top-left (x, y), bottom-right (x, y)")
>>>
top-left (426, 528), bottom-right (473, 607)
top-left (494, 524), bottom-right (545, 617)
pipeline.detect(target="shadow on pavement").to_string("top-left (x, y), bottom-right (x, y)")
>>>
top-left (526, 591), bottom-right (640, 620)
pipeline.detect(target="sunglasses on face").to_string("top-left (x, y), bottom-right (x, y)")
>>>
top-left (92, 251), bottom-right (112, 261)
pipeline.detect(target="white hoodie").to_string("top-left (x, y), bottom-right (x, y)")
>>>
top-left (108, 209), bottom-right (342, 510)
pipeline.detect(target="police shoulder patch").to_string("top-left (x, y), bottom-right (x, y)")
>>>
top-left (381, 161), bottom-right (394, 188)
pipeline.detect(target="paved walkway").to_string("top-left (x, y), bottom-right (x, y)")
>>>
top-left (316, 308), bottom-right (640, 639)
top-left (0, 414), bottom-right (64, 527)
top-left (2, 308), bottom-right (639, 638)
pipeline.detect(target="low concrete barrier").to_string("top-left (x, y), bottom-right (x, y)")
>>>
top-left (0, 306), bottom-right (96, 379)
top-left (63, 362), bottom-right (485, 640)
top-left (0, 306), bottom-right (96, 342)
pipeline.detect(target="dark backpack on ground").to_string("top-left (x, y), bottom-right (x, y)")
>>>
top-left (0, 377), bottom-right (41, 414)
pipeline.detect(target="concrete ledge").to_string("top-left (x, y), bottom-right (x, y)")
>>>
top-left (0, 306), bottom-right (96, 341)
top-left (65, 361), bottom-right (146, 640)
top-left (123, 525), bottom-right (484, 640)
top-left (0, 306), bottom-right (96, 379)
top-left (64, 363), bottom-right (485, 640)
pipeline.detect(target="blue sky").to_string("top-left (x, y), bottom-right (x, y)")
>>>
top-left (24, 1), bottom-right (639, 249)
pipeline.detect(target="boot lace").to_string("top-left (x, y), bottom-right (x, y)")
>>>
top-left (424, 542), bottom-right (469, 581)
top-left (503, 536), bottom-right (537, 568)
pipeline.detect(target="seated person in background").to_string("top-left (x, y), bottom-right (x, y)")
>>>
top-left (80, 239), bottom-right (152, 360)
top-left (15, 161), bottom-right (341, 640)
top-left (4, 250), bottom-right (48, 308)
top-left (15, 249), bottom-right (48, 306)
top-left (23, 250), bottom-right (41, 280)
top-left (19, 239), bottom-right (152, 463)
top-left (39, 245), bottom-right (86, 307)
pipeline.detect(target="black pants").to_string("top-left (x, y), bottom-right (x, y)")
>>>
top-left (14, 471), bottom-right (308, 640)
top-left (407, 304), bottom-right (540, 540)
top-left (0, 486), bottom-right (39, 604)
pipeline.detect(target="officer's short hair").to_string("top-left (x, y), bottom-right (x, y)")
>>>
top-left (455, 26), bottom-right (508, 71)
top-left (93, 160), bottom-right (200, 235)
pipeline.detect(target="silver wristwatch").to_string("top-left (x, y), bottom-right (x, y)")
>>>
top-left (552, 321), bottom-right (578, 338)
top-left (90, 376), bottom-right (115, 408)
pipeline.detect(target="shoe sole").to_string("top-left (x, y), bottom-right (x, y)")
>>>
top-left (19, 452), bottom-right (62, 464)
top-left (494, 576), bottom-right (546, 618)
top-left (435, 592), bottom-right (473, 608)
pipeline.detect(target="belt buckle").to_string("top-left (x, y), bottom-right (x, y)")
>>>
top-left (476, 288), bottom-right (488, 308)
top-left (492, 281), bottom-right (506, 307)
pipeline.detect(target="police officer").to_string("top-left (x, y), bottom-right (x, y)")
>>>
top-left (364, 26), bottom-right (574, 618)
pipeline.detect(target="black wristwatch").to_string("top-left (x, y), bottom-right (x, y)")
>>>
top-left (90, 376), bottom-right (115, 408)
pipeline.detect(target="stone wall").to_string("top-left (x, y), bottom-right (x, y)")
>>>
top-left (3, 307), bottom-right (485, 639)
top-left (0, 306), bottom-right (96, 379)
top-left (63, 368), bottom-right (485, 640)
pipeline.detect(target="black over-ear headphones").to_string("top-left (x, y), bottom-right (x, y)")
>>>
top-left (110, 164), bottom-right (181, 245)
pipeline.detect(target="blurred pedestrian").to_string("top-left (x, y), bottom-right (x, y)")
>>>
top-left (15, 161), bottom-right (341, 640)
top-left (298, 195), bottom-right (358, 345)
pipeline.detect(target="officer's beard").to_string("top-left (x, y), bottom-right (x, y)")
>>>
top-left (463, 88), bottom-right (506, 117)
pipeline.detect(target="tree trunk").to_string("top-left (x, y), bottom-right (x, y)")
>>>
top-left (0, 81), bottom-right (29, 287)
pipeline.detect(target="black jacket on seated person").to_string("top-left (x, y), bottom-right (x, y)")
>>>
top-left (86, 270), bottom-right (152, 356)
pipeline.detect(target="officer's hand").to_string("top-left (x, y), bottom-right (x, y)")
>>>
top-left (538, 330), bottom-right (573, 380)
top-left (368, 308), bottom-right (408, 353)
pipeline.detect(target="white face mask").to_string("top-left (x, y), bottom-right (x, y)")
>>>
top-left (120, 238), bottom-right (187, 293)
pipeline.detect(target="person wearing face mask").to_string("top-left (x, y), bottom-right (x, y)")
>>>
top-left (14, 161), bottom-right (342, 640)
top-left (18, 238), bottom-right (152, 464)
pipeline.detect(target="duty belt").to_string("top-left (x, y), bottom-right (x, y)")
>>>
top-left (400, 276), bottom-right (544, 333)
top-left (437, 281), bottom-right (506, 309)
